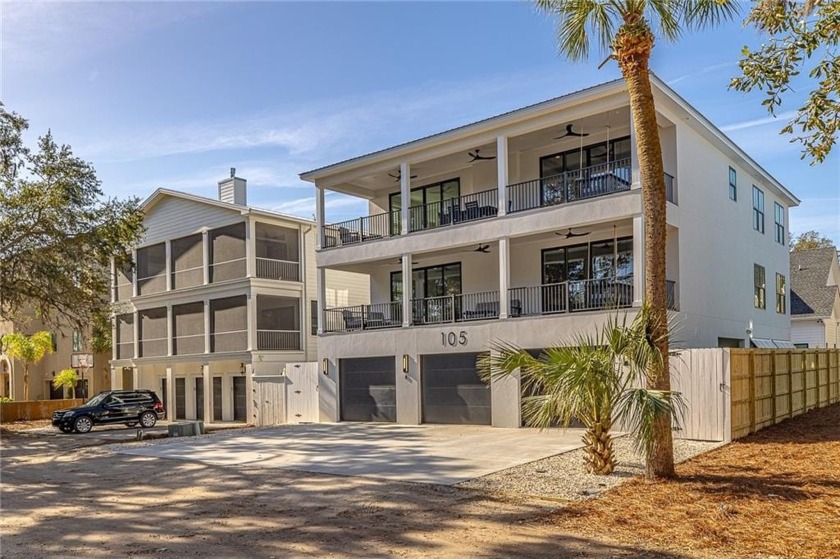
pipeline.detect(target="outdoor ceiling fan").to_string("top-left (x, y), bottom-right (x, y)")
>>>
top-left (468, 149), bottom-right (496, 162)
top-left (555, 124), bottom-right (590, 139)
top-left (555, 228), bottom-right (590, 239)
top-left (473, 244), bottom-right (491, 254)
top-left (388, 170), bottom-right (418, 182)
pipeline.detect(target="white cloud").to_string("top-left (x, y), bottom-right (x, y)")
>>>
top-left (268, 193), bottom-right (366, 221)
top-left (720, 111), bottom-right (799, 133)
top-left (666, 62), bottom-right (735, 86)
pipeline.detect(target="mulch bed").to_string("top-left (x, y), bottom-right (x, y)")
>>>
top-left (543, 404), bottom-right (840, 559)
top-left (0, 419), bottom-right (51, 434)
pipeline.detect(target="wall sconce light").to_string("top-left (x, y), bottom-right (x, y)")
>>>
top-left (51, 370), bottom-right (56, 377)
top-left (402, 354), bottom-right (410, 374)
top-left (322, 358), bottom-right (329, 376)
top-left (239, 362), bottom-right (246, 376)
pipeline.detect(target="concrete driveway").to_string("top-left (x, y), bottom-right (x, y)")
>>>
top-left (113, 423), bottom-right (585, 485)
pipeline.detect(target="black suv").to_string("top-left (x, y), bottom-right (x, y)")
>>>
top-left (52, 390), bottom-right (165, 434)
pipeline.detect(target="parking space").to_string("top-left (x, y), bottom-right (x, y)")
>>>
top-left (114, 422), bottom-right (585, 485)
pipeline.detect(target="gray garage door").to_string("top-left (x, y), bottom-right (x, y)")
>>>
top-left (340, 356), bottom-right (396, 422)
top-left (422, 353), bottom-right (490, 425)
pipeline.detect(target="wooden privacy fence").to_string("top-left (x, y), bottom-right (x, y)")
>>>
top-left (0, 399), bottom-right (84, 423)
top-left (730, 348), bottom-right (839, 439)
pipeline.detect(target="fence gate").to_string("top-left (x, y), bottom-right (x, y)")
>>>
top-left (252, 376), bottom-right (284, 427)
top-left (285, 362), bottom-right (319, 423)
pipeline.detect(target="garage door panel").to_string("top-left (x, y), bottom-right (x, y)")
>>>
top-left (422, 353), bottom-right (491, 425)
top-left (340, 356), bottom-right (396, 422)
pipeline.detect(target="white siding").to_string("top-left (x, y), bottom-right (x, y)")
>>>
top-left (791, 320), bottom-right (825, 348)
top-left (142, 197), bottom-right (242, 246)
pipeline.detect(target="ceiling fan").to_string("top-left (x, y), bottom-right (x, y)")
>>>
top-left (555, 228), bottom-right (590, 239)
top-left (468, 149), bottom-right (496, 162)
top-left (473, 244), bottom-right (491, 254)
top-left (388, 170), bottom-right (418, 182)
top-left (555, 124), bottom-right (590, 139)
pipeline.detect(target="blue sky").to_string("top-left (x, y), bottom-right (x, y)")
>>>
top-left (2, 1), bottom-right (838, 243)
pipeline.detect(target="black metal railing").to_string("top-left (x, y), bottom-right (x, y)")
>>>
top-left (324, 302), bottom-right (403, 333)
top-left (411, 291), bottom-right (500, 324)
top-left (507, 159), bottom-right (632, 213)
top-left (665, 173), bottom-right (677, 205)
top-left (408, 189), bottom-right (497, 232)
top-left (666, 280), bottom-right (678, 311)
top-left (510, 278), bottom-right (633, 317)
top-left (323, 210), bottom-right (400, 248)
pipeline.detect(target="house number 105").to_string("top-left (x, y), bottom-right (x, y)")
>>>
top-left (442, 331), bottom-right (468, 347)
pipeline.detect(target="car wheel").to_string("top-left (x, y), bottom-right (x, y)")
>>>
top-left (73, 416), bottom-right (93, 434)
top-left (126, 422), bottom-right (137, 428)
top-left (139, 411), bottom-right (157, 428)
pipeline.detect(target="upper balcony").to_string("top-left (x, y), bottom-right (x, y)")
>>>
top-left (306, 100), bottom-right (679, 261)
top-left (114, 221), bottom-right (303, 302)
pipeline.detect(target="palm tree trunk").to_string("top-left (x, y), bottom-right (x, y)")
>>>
top-left (614, 21), bottom-right (676, 479)
top-left (582, 421), bottom-right (616, 475)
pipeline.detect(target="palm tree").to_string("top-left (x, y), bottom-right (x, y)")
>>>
top-left (482, 307), bottom-right (684, 475)
top-left (52, 368), bottom-right (79, 399)
top-left (2, 331), bottom-right (54, 400)
top-left (535, 0), bottom-right (738, 478)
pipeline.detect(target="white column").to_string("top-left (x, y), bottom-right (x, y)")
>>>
top-left (132, 367), bottom-right (139, 390)
top-left (131, 248), bottom-right (139, 297)
top-left (633, 215), bottom-right (645, 306)
top-left (497, 135), bottom-right (509, 216)
top-left (202, 229), bottom-right (210, 284)
top-left (316, 267), bottom-right (326, 335)
top-left (166, 304), bottom-right (173, 356)
top-left (630, 117), bottom-right (640, 188)
top-left (247, 293), bottom-right (256, 351)
top-left (400, 162), bottom-right (410, 235)
top-left (245, 363), bottom-right (254, 425)
top-left (245, 219), bottom-right (254, 278)
top-left (133, 311), bottom-right (140, 359)
top-left (204, 300), bottom-right (211, 354)
top-left (315, 187), bottom-right (325, 249)
top-left (202, 364), bottom-right (211, 424)
top-left (165, 366), bottom-right (175, 421)
top-left (111, 313), bottom-right (118, 362)
top-left (402, 253), bottom-right (412, 327)
top-left (110, 367), bottom-right (119, 390)
top-left (491, 351), bottom-right (521, 428)
top-left (165, 240), bottom-right (172, 290)
top-left (498, 237), bottom-right (510, 319)
top-left (110, 258), bottom-right (116, 303)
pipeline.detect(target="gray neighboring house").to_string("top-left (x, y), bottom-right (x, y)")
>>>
top-left (790, 247), bottom-right (840, 348)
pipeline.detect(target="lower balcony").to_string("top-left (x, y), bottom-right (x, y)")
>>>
top-left (323, 278), bottom-right (639, 334)
top-left (256, 329), bottom-right (301, 351)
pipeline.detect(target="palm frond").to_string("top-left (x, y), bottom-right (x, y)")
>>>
top-left (615, 387), bottom-right (686, 455)
top-left (539, 0), bottom-right (619, 61)
top-left (647, 0), bottom-right (682, 42)
top-left (681, 0), bottom-right (741, 31)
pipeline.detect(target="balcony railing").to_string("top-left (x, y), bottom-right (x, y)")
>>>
top-left (412, 291), bottom-right (501, 324)
top-left (116, 341), bottom-right (134, 360)
top-left (139, 337), bottom-right (167, 358)
top-left (324, 302), bottom-right (402, 333)
top-left (173, 333), bottom-right (205, 356)
top-left (323, 210), bottom-right (400, 248)
top-left (256, 329), bottom-right (301, 350)
top-left (210, 257), bottom-right (246, 283)
top-left (510, 278), bottom-right (633, 317)
top-left (408, 189), bottom-right (498, 233)
top-left (211, 329), bottom-right (247, 353)
top-left (256, 258), bottom-right (300, 281)
top-left (507, 159), bottom-right (632, 214)
top-left (171, 266), bottom-right (204, 290)
top-left (666, 280), bottom-right (679, 311)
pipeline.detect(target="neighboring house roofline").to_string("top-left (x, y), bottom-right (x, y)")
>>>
top-left (141, 188), bottom-right (315, 226)
top-left (299, 75), bottom-right (798, 206)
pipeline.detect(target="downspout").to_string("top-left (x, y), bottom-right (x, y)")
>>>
top-left (301, 223), bottom-right (313, 362)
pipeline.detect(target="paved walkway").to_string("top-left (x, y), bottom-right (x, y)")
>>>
top-left (114, 423), bottom-right (585, 484)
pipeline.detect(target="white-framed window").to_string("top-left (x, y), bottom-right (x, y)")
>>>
top-left (752, 186), bottom-right (765, 233)
top-left (774, 203), bottom-right (785, 245)
top-left (728, 167), bottom-right (737, 201)
top-left (754, 264), bottom-right (766, 310)
top-left (72, 330), bottom-right (83, 353)
top-left (776, 273), bottom-right (786, 314)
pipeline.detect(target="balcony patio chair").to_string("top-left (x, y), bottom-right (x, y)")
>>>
top-left (341, 309), bottom-right (363, 330)
top-left (338, 227), bottom-right (361, 245)
top-left (510, 299), bottom-right (522, 317)
top-left (463, 301), bottom-right (500, 320)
